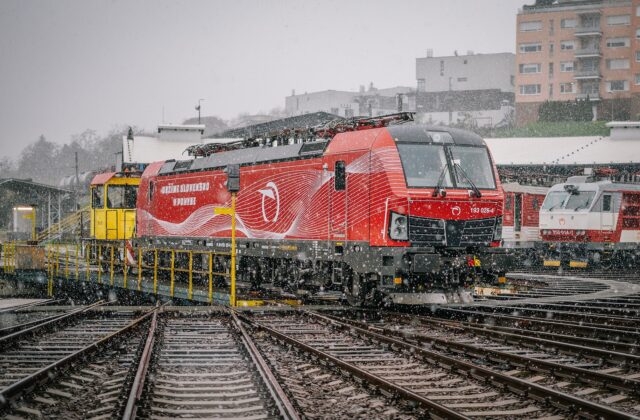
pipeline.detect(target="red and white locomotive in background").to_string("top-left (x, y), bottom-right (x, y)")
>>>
top-left (501, 182), bottom-right (548, 250)
top-left (133, 114), bottom-right (508, 305)
top-left (539, 175), bottom-right (640, 267)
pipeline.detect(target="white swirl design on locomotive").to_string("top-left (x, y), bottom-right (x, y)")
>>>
top-left (137, 146), bottom-right (405, 239)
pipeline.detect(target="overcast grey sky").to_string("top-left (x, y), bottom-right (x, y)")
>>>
top-left (0, 0), bottom-right (525, 159)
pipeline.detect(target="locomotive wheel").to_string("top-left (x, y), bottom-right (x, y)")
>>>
top-left (345, 273), bottom-right (378, 307)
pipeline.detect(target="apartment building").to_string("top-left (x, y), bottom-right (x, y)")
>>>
top-left (516, 0), bottom-right (640, 125)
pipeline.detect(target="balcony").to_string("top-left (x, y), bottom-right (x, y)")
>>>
top-left (577, 92), bottom-right (601, 101)
top-left (574, 69), bottom-right (602, 80)
top-left (574, 25), bottom-right (602, 37)
top-left (575, 47), bottom-right (602, 58)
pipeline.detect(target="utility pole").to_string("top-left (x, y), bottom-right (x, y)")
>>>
top-left (196, 99), bottom-right (204, 124)
top-left (74, 152), bottom-right (79, 211)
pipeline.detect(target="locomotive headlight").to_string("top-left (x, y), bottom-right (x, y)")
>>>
top-left (493, 216), bottom-right (503, 241)
top-left (389, 212), bottom-right (409, 241)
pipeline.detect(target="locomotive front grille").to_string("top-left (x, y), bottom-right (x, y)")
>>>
top-left (408, 216), bottom-right (446, 245)
top-left (459, 218), bottom-right (496, 246)
top-left (409, 215), bottom-right (496, 247)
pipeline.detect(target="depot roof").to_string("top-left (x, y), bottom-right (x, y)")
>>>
top-left (485, 135), bottom-right (640, 166)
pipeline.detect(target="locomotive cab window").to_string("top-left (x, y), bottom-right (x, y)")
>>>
top-left (107, 185), bottom-right (138, 209)
top-left (532, 197), bottom-right (540, 210)
top-left (602, 194), bottom-right (612, 212)
top-left (92, 186), bottom-right (104, 208)
top-left (335, 160), bottom-right (346, 191)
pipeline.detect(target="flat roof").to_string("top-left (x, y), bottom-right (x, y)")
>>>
top-left (486, 135), bottom-right (640, 166)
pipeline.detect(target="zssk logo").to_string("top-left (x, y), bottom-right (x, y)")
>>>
top-left (259, 182), bottom-right (280, 223)
top-left (451, 206), bottom-right (461, 216)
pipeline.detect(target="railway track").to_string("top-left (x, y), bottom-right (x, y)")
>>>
top-left (237, 310), bottom-right (638, 419)
top-left (123, 312), bottom-right (298, 419)
top-left (328, 310), bottom-right (640, 416)
top-left (1, 322), bottom-right (145, 419)
top-left (0, 303), bottom-right (156, 410)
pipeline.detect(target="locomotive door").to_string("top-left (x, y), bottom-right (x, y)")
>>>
top-left (329, 160), bottom-right (347, 242)
top-left (106, 210), bottom-right (119, 240)
top-left (601, 194), bottom-right (614, 230)
top-left (514, 194), bottom-right (522, 232)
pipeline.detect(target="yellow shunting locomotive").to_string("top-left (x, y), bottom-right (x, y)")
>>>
top-left (90, 170), bottom-right (140, 241)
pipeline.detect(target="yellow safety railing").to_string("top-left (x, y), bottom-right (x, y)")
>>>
top-left (42, 241), bottom-right (232, 304)
top-left (2, 242), bottom-right (16, 275)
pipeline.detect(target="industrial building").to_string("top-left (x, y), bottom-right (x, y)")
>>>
top-left (415, 51), bottom-right (515, 127)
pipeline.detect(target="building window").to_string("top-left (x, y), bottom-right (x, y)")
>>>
top-left (607, 80), bottom-right (629, 92)
top-left (561, 18), bottom-right (577, 28)
top-left (519, 63), bottom-right (541, 74)
top-left (549, 62), bottom-right (554, 77)
top-left (560, 40), bottom-right (575, 50)
top-left (519, 20), bottom-right (542, 32)
top-left (417, 79), bottom-right (425, 92)
top-left (635, 74), bottom-right (640, 85)
top-left (607, 59), bottom-right (630, 70)
top-left (636, 28), bottom-right (640, 39)
top-left (510, 75), bottom-right (515, 86)
top-left (560, 61), bottom-right (575, 72)
top-left (519, 43), bottom-right (542, 53)
top-left (636, 51), bottom-right (640, 62)
top-left (549, 19), bottom-right (554, 35)
top-left (519, 84), bottom-right (541, 95)
top-left (549, 83), bottom-right (553, 98)
top-left (606, 37), bottom-right (630, 48)
top-left (440, 60), bottom-right (444, 76)
top-left (607, 15), bottom-right (630, 26)
top-left (560, 82), bottom-right (575, 94)
top-left (637, 5), bottom-right (640, 16)
top-left (457, 77), bottom-right (467, 82)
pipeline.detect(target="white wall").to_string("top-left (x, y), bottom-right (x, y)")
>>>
top-left (416, 53), bottom-right (515, 93)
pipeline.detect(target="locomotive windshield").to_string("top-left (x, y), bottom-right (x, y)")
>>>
top-left (397, 143), bottom-right (495, 189)
top-left (541, 190), bottom-right (596, 211)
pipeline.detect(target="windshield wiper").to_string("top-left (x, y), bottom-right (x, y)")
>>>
top-left (547, 202), bottom-right (563, 211)
top-left (432, 163), bottom-right (449, 197)
top-left (573, 202), bottom-right (591, 211)
top-left (454, 163), bottom-right (481, 198)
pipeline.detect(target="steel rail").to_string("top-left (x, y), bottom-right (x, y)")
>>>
top-left (0, 308), bottom-right (81, 337)
top-left (387, 312), bottom-right (640, 365)
top-left (122, 308), bottom-right (159, 420)
top-left (0, 306), bottom-right (156, 408)
top-left (0, 299), bottom-right (59, 314)
top-left (236, 312), bottom-right (470, 420)
top-left (404, 313), bottom-right (640, 357)
top-left (504, 297), bottom-right (640, 311)
top-left (305, 311), bottom-right (635, 419)
top-left (326, 313), bottom-right (640, 394)
top-left (505, 301), bottom-right (640, 317)
top-left (428, 307), bottom-right (640, 340)
top-left (0, 300), bottom-right (106, 350)
top-left (452, 304), bottom-right (640, 328)
top-left (230, 311), bottom-right (300, 420)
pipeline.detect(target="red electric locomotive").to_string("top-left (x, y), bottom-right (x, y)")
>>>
top-left (135, 114), bottom-right (508, 305)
